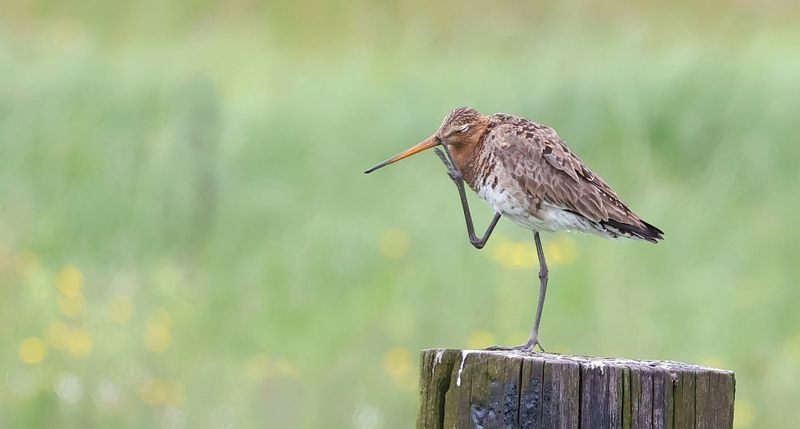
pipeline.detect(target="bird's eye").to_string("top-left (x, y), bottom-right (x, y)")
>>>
top-left (457, 125), bottom-right (470, 133)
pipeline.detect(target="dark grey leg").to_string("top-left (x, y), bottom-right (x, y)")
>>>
top-left (486, 231), bottom-right (548, 352)
top-left (434, 147), bottom-right (501, 249)
top-left (525, 231), bottom-right (548, 351)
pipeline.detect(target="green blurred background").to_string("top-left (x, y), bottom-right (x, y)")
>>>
top-left (1, 0), bottom-right (799, 427)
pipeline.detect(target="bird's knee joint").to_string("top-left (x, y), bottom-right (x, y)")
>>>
top-left (471, 240), bottom-right (485, 249)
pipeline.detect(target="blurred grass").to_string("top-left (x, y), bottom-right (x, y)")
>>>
top-left (1, 1), bottom-right (800, 427)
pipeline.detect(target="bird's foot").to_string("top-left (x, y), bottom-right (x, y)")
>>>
top-left (434, 148), bottom-right (463, 183)
top-left (485, 338), bottom-right (546, 353)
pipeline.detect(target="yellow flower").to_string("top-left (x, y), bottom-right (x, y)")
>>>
top-left (46, 322), bottom-right (93, 357)
top-left (58, 295), bottom-right (85, 319)
top-left (490, 236), bottom-right (577, 269)
top-left (383, 347), bottom-right (411, 378)
top-left (56, 265), bottom-right (84, 298)
top-left (145, 312), bottom-right (173, 353)
top-left (140, 379), bottom-right (169, 405)
top-left (108, 296), bottom-right (135, 324)
top-left (65, 328), bottom-right (93, 357)
top-left (544, 237), bottom-right (577, 265)
top-left (19, 337), bottom-right (47, 364)
top-left (140, 379), bottom-right (183, 406)
top-left (490, 237), bottom-right (536, 268)
top-left (467, 330), bottom-right (496, 349)
top-left (378, 229), bottom-right (410, 259)
top-left (382, 347), bottom-right (416, 390)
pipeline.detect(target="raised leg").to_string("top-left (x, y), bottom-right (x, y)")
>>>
top-left (434, 147), bottom-right (501, 249)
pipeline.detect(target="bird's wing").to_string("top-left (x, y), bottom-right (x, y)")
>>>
top-left (487, 120), bottom-right (637, 225)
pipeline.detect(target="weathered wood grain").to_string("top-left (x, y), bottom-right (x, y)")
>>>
top-left (673, 369), bottom-right (696, 429)
top-left (418, 349), bottom-right (460, 429)
top-left (542, 358), bottom-right (579, 429)
top-left (418, 349), bottom-right (735, 429)
top-left (519, 357), bottom-right (546, 428)
top-left (441, 350), bottom-right (525, 428)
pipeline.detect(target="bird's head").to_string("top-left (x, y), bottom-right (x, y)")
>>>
top-left (364, 107), bottom-right (488, 174)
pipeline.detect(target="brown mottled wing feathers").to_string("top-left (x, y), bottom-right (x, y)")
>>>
top-left (487, 116), bottom-right (642, 227)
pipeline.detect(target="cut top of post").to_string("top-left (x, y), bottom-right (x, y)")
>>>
top-left (417, 349), bottom-right (735, 429)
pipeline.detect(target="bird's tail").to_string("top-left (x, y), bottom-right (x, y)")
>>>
top-left (600, 218), bottom-right (664, 243)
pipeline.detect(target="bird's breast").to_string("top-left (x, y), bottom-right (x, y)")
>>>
top-left (467, 146), bottom-right (562, 232)
top-left (475, 172), bottom-right (532, 221)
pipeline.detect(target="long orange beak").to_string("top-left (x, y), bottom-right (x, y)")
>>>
top-left (364, 135), bottom-right (440, 174)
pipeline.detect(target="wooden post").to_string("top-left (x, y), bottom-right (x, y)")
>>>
top-left (417, 349), bottom-right (734, 429)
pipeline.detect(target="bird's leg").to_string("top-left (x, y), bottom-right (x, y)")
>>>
top-left (484, 232), bottom-right (548, 353)
top-left (434, 147), bottom-right (501, 249)
top-left (525, 231), bottom-right (548, 351)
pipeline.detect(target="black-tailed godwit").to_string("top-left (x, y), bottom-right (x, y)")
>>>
top-left (366, 107), bottom-right (663, 351)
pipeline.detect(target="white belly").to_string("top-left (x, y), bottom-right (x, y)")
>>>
top-left (477, 185), bottom-right (595, 234)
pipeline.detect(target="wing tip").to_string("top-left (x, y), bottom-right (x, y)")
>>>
top-left (602, 218), bottom-right (664, 243)
top-left (641, 220), bottom-right (664, 243)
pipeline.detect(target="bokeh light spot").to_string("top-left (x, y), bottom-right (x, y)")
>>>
top-left (93, 381), bottom-right (123, 409)
top-left (378, 229), bottom-right (410, 259)
top-left (382, 347), bottom-right (416, 390)
top-left (18, 337), bottom-right (47, 364)
top-left (353, 404), bottom-right (384, 429)
top-left (490, 236), bottom-right (577, 269)
top-left (382, 347), bottom-right (412, 379)
top-left (490, 237), bottom-right (536, 268)
top-left (145, 312), bottom-right (173, 353)
top-left (140, 379), bottom-right (170, 406)
top-left (544, 237), bottom-right (577, 265)
top-left (66, 328), bottom-right (93, 357)
top-left (58, 295), bottom-right (85, 319)
top-left (56, 265), bottom-right (84, 298)
top-left (54, 372), bottom-right (84, 404)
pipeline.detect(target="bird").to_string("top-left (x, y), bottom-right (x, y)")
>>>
top-left (364, 107), bottom-right (663, 351)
